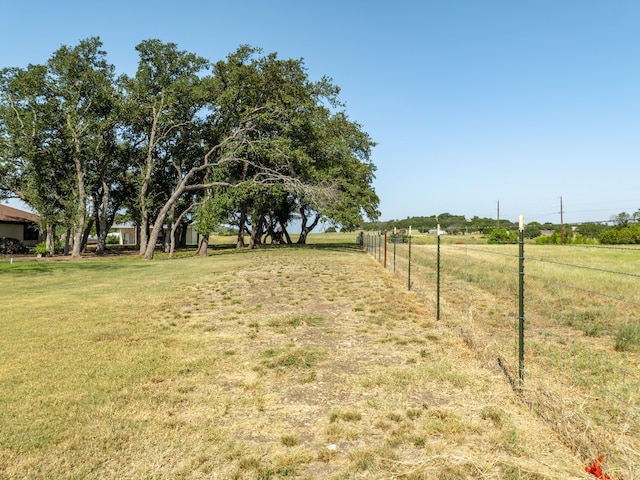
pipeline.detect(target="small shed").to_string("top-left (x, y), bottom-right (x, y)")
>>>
top-left (110, 223), bottom-right (138, 245)
top-left (110, 223), bottom-right (201, 246)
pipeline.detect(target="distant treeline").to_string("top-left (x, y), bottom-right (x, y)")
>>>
top-left (363, 213), bottom-right (520, 235)
top-left (361, 210), bottom-right (640, 245)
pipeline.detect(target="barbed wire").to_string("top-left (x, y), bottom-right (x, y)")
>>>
top-left (458, 245), bottom-right (520, 259)
top-left (527, 257), bottom-right (640, 279)
top-left (525, 272), bottom-right (640, 309)
top-left (556, 243), bottom-right (640, 251)
top-left (367, 234), bottom-right (640, 475)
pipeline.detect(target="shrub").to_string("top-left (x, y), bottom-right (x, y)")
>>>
top-left (487, 229), bottom-right (517, 244)
top-left (33, 241), bottom-right (49, 256)
top-left (599, 225), bottom-right (640, 245)
top-left (105, 235), bottom-right (120, 245)
top-left (523, 223), bottom-right (541, 239)
top-left (33, 240), bottom-right (63, 255)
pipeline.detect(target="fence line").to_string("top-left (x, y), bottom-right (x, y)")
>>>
top-left (363, 232), bottom-right (639, 478)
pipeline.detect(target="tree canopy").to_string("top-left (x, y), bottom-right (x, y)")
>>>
top-left (0, 38), bottom-right (379, 258)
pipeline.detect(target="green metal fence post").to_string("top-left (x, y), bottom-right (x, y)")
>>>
top-left (518, 215), bottom-right (525, 385)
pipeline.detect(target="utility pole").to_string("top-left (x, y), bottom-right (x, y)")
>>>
top-left (497, 200), bottom-right (500, 228)
top-left (559, 196), bottom-right (565, 244)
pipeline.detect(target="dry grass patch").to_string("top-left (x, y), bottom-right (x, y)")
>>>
top-left (0, 245), bottom-right (588, 478)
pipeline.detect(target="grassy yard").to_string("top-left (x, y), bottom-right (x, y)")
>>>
top-left (1, 242), bottom-right (589, 479)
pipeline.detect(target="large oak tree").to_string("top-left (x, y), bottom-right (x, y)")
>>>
top-left (1, 40), bottom-right (378, 259)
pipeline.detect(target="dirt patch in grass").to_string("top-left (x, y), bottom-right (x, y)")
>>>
top-left (148, 249), bottom-right (585, 479)
top-left (1, 247), bottom-right (588, 479)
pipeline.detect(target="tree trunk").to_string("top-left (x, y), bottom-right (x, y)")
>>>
top-left (163, 225), bottom-right (171, 253)
top-left (139, 111), bottom-right (158, 257)
top-left (139, 211), bottom-right (149, 256)
top-left (297, 211), bottom-right (320, 245)
top-left (178, 223), bottom-right (188, 247)
top-left (143, 186), bottom-right (187, 259)
top-left (197, 234), bottom-right (209, 256)
top-left (81, 217), bottom-right (95, 253)
top-left (169, 222), bottom-right (178, 258)
top-left (63, 228), bottom-right (72, 255)
top-left (282, 225), bottom-right (292, 245)
top-left (163, 204), bottom-right (175, 253)
top-left (95, 184), bottom-right (110, 256)
top-left (46, 225), bottom-right (56, 256)
top-left (71, 199), bottom-right (86, 259)
top-left (249, 215), bottom-right (264, 249)
top-left (236, 207), bottom-right (247, 248)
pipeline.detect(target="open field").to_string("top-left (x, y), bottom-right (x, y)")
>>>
top-left (379, 239), bottom-right (640, 478)
top-left (0, 240), bottom-right (602, 479)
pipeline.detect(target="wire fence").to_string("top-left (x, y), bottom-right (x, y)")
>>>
top-left (363, 231), bottom-right (640, 478)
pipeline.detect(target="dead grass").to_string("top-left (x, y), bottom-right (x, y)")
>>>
top-left (385, 241), bottom-right (640, 478)
top-left (0, 244), bottom-right (588, 478)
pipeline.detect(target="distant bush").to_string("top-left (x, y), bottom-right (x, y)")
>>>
top-left (106, 235), bottom-right (120, 245)
top-left (487, 229), bottom-right (517, 244)
top-left (533, 231), bottom-right (596, 245)
top-left (598, 225), bottom-right (640, 245)
top-left (536, 233), bottom-right (559, 245)
top-left (568, 234), bottom-right (597, 245)
top-left (33, 241), bottom-right (48, 255)
top-left (33, 240), bottom-right (63, 255)
top-left (523, 223), bottom-right (541, 239)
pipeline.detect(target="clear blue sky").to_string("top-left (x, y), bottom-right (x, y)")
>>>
top-left (1, 0), bottom-right (638, 224)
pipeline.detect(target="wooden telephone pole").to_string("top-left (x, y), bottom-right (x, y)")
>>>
top-left (559, 196), bottom-right (565, 243)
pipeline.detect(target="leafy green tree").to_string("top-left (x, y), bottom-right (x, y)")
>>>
top-left (295, 110), bottom-right (379, 243)
top-left (1, 38), bottom-right (119, 257)
top-left (44, 38), bottom-right (119, 258)
top-left (207, 46), bottom-right (378, 246)
top-left (3, 41), bottom-right (379, 259)
top-left (0, 63), bottom-right (66, 255)
top-left (120, 40), bottom-right (208, 258)
top-left (576, 222), bottom-right (606, 238)
top-left (120, 39), bottom-right (213, 259)
top-left (487, 228), bottom-right (517, 244)
top-left (599, 224), bottom-right (640, 244)
top-left (611, 211), bottom-right (631, 227)
top-left (524, 222), bottom-right (542, 239)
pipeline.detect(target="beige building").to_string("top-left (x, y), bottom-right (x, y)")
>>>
top-left (110, 223), bottom-right (201, 246)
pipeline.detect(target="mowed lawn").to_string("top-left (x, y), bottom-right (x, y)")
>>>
top-left (0, 244), bottom-right (586, 479)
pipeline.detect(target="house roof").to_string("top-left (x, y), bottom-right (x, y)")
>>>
top-left (0, 204), bottom-right (39, 223)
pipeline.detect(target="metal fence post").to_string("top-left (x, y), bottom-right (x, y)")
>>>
top-left (393, 231), bottom-right (397, 272)
top-left (437, 231), bottom-right (441, 322)
top-left (384, 231), bottom-right (387, 268)
top-left (408, 230), bottom-right (412, 290)
top-left (373, 232), bottom-right (377, 259)
top-left (518, 215), bottom-right (525, 385)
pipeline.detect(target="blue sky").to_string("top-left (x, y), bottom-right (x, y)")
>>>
top-left (1, 0), bottom-right (638, 224)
